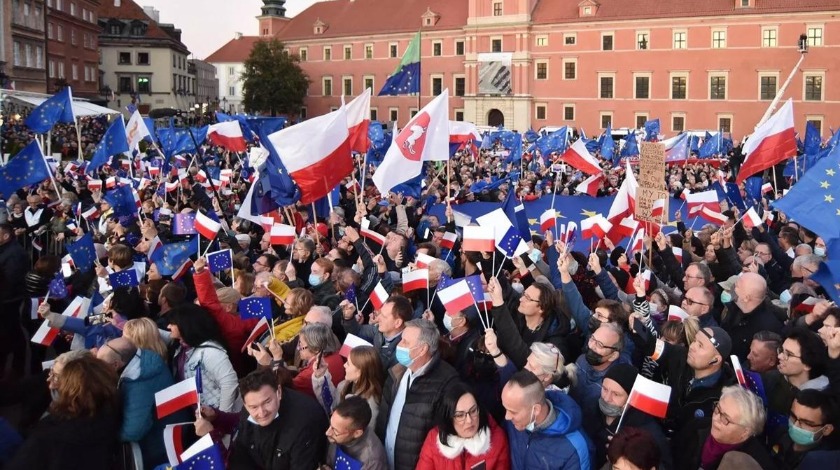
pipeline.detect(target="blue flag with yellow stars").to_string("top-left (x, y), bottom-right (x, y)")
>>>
top-left (0, 140), bottom-right (50, 198)
top-left (66, 233), bottom-right (96, 272)
top-left (772, 144), bottom-right (840, 242)
top-left (109, 270), bottom-right (139, 288)
top-left (103, 184), bottom-right (136, 217)
top-left (150, 241), bottom-right (196, 277)
top-left (206, 249), bottom-right (232, 273)
top-left (88, 118), bottom-right (130, 173)
top-left (47, 272), bottom-right (68, 299)
top-left (334, 440), bottom-right (362, 470)
top-left (238, 297), bottom-right (272, 321)
top-left (24, 87), bottom-right (76, 133)
top-left (173, 439), bottom-right (224, 470)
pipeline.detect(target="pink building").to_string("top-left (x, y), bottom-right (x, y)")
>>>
top-left (209, 0), bottom-right (840, 138)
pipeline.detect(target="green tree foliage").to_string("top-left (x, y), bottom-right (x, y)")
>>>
top-left (241, 39), bottom-right (310, 116)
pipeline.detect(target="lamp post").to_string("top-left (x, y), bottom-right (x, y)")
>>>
top-left (756, 33), bottom-right (808, 129)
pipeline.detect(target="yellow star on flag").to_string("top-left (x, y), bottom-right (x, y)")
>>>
top-left (827, 169), bottom-right (836, 177)
top-left (581, 209), bottom-right (599, 218)
top-left (826, 194), bottom-right (835, 203)
top-left (822, 181), bottom-right (831, 189)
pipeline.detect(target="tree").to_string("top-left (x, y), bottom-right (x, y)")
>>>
top-left (241, 39), bottom-right (310, 117)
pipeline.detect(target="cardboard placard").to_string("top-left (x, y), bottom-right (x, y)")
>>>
top-left (636, 142), bottom-right (669, 222)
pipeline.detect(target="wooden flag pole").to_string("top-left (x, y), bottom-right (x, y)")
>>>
top-left (311, 202), bottom-right (321, 247)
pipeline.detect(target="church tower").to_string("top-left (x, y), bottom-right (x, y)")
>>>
top-left (257, 0), bottom-right (289, 37)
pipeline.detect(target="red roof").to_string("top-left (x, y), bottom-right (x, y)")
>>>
top-left (532, 0), bottom-right (840, 24)
top-left (275, 0), bottom-right (468, 41)
top-left (204, 36), bottom-right (262, 62)
top-left (97, 0), bottom-right (188, 49)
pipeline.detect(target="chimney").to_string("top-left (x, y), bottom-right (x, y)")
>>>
top-left (114, 0), bottom-right (121, 6)
top-left (234, 32), bottom-right (243, 40)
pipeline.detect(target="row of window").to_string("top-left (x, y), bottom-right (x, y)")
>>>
top-left (12, 0), bottom-right (44, 31)
top-left (318, 76), bottom-right (467, 97)
top-left (302, 106), bottom-right (467, 124)
top-left (47, 23), bottom-right (96, 48)
top-left (593, 73), bottom-right (824, 101)
top-left (298, 40), bottom-right (466, 62)
top-left (12, 41), bottom-right (44, 69)
top-left (46, 0), bottom-right (97, 23)
top-left (47, 60), bottom-right (96, 82)
top-left (118, 51), bottom-right (151, 65)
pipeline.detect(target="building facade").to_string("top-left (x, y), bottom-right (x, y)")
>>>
top-left (45, 0), bottom-right (101, 99)
top-left (2, 0), bottom-right (47, 92)
top-left (189, 58), bottom-right (219, 113)
top-left (205, 33), bottom-right (260, 114)
top-left (97, 0), bottom-right (194, 113)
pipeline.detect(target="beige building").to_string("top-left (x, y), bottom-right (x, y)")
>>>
top-left (2, 0), bottom-right (48, 93)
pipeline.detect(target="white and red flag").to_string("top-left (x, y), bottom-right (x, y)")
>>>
top-left (270, 224), bottom-right (296, 245)
top-left (575, 173), bottom-right (604, 197)
top-left (650, 198), bottom-right (666, 220)
top-left (736, 99), bottom-right (797, 184)
top-left (440, 232), bottom-right (457, 250)
top-left (741, 207), bottom-right (763, 229)
top-left (438, 280), bottom-right (475, 316)
top-left (699, 206), bottom-right (728, 225)
top-left (207, 121), bottom-right (247, 152)
top-left (194, 211), bottom-right (221, 240)
top-left (540, 209), bottom-right (557, 233)
top-left (668, 305), bottom-right (689, 322)
top-left (672, 247), bottom-right (683, 264)
top-left (581, 214), bottom-right (612, 240)
top-left (561, 138), bottom-right (603, 175)
top-left (402, 269), bottom-right (429, 293)
top-left (369, 281), bottom-right (389, 310)
top-left (761, 182), bottom-right (774, 195)
top-left (240, 316), bottom-right (270, 353)
top-left (126, 110), bottom-right (151, 150)
top-left (344, 89), bottom-right (372, 153)
top-left (462, 226), bottom-right (495, 252)
top-left (627, 375), bottom-right (672, 418)
top-left (415, 252), bottom-right (437, 269)
top-left (685, 190), bottom-right (721, 215)
top-left (155, 378), bottom-right (199, 419)
top-left (339, 333), bottom-right (373, 358)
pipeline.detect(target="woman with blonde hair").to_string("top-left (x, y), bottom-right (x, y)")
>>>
top-left (274, 287), bottom-right (313, 343)
top-left (123, 317), bottom-right (169, 361)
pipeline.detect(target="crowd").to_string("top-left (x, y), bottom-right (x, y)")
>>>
top-left (0, 121), bottom-right (837, 470)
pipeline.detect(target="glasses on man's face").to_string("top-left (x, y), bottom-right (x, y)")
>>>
top-left (777, 347), bottom-right (801, 360)
top-left (453, 405), bottom-right (479, 423)
top-left (789, 412), bottom-right (826, 430)
top-left (682, 296), bottom-right (708, 307)
top-left (521, 294), bottom-right (538, 303)
top-left (713, 402), bottom-right (746, 427)
top-left (754, 251), bottom-right (771, 257)
top-left (326, 424), bottom-right (353, 436)
top-left (47, 368), bottom-right (60, 382)
top-left (589, 336), bottom-right (618, 351)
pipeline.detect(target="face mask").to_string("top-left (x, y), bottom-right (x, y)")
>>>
top-left (529, 249), bottom-right (542, 264)
top-left (308, 274), bottom-right (323, 287)
top-left (588, 316), bottom-right (602, 333)
top-left (525, 405), bottom-right (537, 432)
top-left (443, 314), bottom-right (455, 332)
top-left (234, 204), bottom-right (241, 211)
top-left (779, 290), bottom-right (792, 304)
top-left (815, 247), bottom-right (826, 257)
top-left (395, 346), bottom-right (414, 367)
top-left (788, 420), bottom-right (826, 446)
top-left (599, 398), bottom-right (623, 417)
top-left (649, 302), bottom-right (661, 314)
top-left (585, 347), bottom-right (605, 366)
top-left (721, 291), bottom-right (732, 304)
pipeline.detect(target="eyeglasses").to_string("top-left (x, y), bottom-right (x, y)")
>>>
top-left (684, 274), bottom-right (706, 280)
top-left (521, 294), bottom-right (538, 303)
top-left (777, 347), bottom-right (801, 360)
top-left (254, 261), bottom-right (269, 268)
top-left (713, 402), bottom-right (746, 427)
top-left (589, 336), bottom-right (619, 351)
top-left (682, 297), bottom-right (708, 307)
top-left (789, 412), bottom-right (826, 430)
top-left (754, 251), bottom-right (771, 257)
top-left (326, 425), bottom-right (354, 436)
top-left (453, 405), bottom-right (479, 423)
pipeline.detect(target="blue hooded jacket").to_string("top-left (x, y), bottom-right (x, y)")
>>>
top-left (506, 390), bottom-right (592, 470)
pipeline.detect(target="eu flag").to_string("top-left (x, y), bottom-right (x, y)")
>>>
top-left (644, 119), bottom-right (660, 141)
top-left (620, 131), bottom-right (639, 159)
top-left (150, 241), bottom-right (196, 277)
top-left (48, 273), bottom-right (68, 299)
top-left (772, 144), bottom-right (840, 241)
top-left (173, 213), bottom-right (197, 235)
top-left (109, 270), bottom-right (139, 288)
top-left (811, 261), bottom-right (840, 304)
top-left (501, 188), bottom-right (532, 241)
top-left (239, 297), bottom-right (272, 321)
top-left (67, 233), bottom-right (97, 272)
top-left (174, 440), bottom-right (224, 470)
top-left (24, 87), bottom-right (76, 133)
top-left (378, 32), bottom-right (420, 96)
top-left (206, 249), bottom-right (233, 273)
top-left (345, 283), bottom-right (357, 305)
top-left (498, 226), bottom-right (526, 258)
top-left (600, 125), bottom-right (615, 163)
top-left (334, 446), bottom-right (363, 470)
top-left (698, 132), bottom-right (721, 158)
top-left (804, 121), bottom-right (822, 157)
top-left (88, 118), bottom-right (130, 173)
top-left (252, 125), bottom-right (300, 211)
top-left (103, 184), bottom-right (135, 217)
top-left (534, 127), bottom-right (568, 158)
top-left (0, 141), bottom-right (51, 198)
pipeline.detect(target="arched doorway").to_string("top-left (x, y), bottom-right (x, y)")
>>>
top-left (487, 109), bottom-right (504, 128)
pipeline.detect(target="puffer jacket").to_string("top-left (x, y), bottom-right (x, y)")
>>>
top-left (376, 354), bottom-right (460, 470)
top-left (506, 390), bottom-right (592, 470)
top-left (416, 416), bottom-right (510, 470)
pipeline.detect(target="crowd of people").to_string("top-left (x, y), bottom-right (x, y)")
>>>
top-left (0, 120), bottom-right (837, 470)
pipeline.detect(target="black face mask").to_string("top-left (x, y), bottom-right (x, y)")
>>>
top-left (791, 277), bottom-right (804, 284)
top-left (588, 316), bottom-right (602, 332)
top-left (585, 347), bottom-right (605, 366)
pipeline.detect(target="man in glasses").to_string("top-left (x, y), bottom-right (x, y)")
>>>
top-left (682, 286), bottom-right (718, 328)
top-left (323, 396), bottom-right (387, 470)
top-left (720, 272), bottom-right (783, 362)
top-left (770, 389), bottom-right (838, 468)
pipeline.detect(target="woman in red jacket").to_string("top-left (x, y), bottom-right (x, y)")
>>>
top-left (292, 322), bottom-right (345, 400)
top-left (417, 382), bottom-right (510, 470)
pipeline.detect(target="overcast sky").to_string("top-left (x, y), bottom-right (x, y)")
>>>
top-left (137, 0), bottom-right (318, 60)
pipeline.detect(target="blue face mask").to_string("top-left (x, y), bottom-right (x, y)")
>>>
top-left (721, 291), bottom-right (732, 304)
top-left (529, 249), bottom-right (542, 264)
top-left (308, 274), bottom-right (323, 287)
top-left (779, 290), bottom-right (792, 304)
top-left (815, 247), bottom-right (826, 257)
top-left (395, 345), bottom-right (414, 367)
top-left (788, 419), bottom-right (826, 446)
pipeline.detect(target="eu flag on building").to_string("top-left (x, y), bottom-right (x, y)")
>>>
top-left (88, 118), bottom-right (130, 173)
top-left (0, 141), bottom-right (51, 198)
top-left (238, 297), bottom-right (272, 321)
top-left (66, 233), bottom-right (97, 272)
top-left (378, 32), bottom-right (420, 96)
top-left (109, 270), bottom-right (139, 288)
top-left (150, 241), bottom-right (196, 276)
top-left (206, 249), bottom-right (233, 273)
top-left (24, 87), bottom-right (76, 133)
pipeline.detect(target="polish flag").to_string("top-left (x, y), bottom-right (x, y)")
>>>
top-left (172, 259), bottom-right (194, 282)
top-left (731, 355), bottom-right (748, 388)
top-left (627, 375), bottom-right (672, 418)
top-left (360, 226), bottom-right (386, 247)
top-left (650, 199), bottom-right (666, 220)
top-left (207, 121), bottom-right (247, 152)
top-left (105, 177), bottom-right (116, 189)
top-left (82, 206), bottom-right (100, 219)
top-left (736, 99), bottom-right (797, 184)
top-left (680, 188), bottom-right (690, 201)
top-left (240, 316), bottom-right (270, 353)
top-left (765, 211), bottom-right (775, 226)
top-left (155, 378), bottom-right (199, 419)
top-left (339, 333), bottom-right (373, 358)
top-left (402, 269), bottom-right (429, 293)
top-left (741, 207), bottom-right (762, 229)
top-left (62, 297), bottom-right (89, 318)
top-left (269, 106), bottom-right (353, 204)
top-left (195, 170), bottom-right (208, 183)
top-left (373, 90), bottom-right (450, 195)
top-left (220, 169), bottom-right (233, 182)
top-left (685, 190), bottom-right (721, 215)
top-left (672, 247), bottom-right (683, 264)
top-left (581, 215), bottom-right (612, 240)
top-left (369, 281), bottom-right (389, 310)
top-left (165, 182), bottom-right (179, 193)
top-left (793, 296), bottom-right (820, 314)
top-left (668, 305), bottom-right (689, 322)
top-left (462, 226), bottom-right (495, 252)
top-left (561, 138), bottom-right (603, 175)
top-left (616, 216), bottom-right (639, 238)
top-left (564, 221), bottom-right (578, 245)
top-left (438, 280), bottom-right (475, 316)
top-left (575, 173), bottom-right (604, 197)
top-left (699, 206), bottom-right (728, 225)
top-left (163, 422), bottom-right (191, 466)
top-left (270, 224), bottom-right (296, 245)
top-left (440, 232), bottom-right (457, 250)
top-left (606, 161), bottom-right (638, 242)
top-left (87, 179), bottom-right (102, 192)
top-left (640, 269), bottom-right (652, 292)
top-left (629, 228), bottom-right (645, 255)
top-left (540, 209), bottom-right (557, 233)
top-left (415, 252), bottom-right (437, 269)
top-left (260, 215), bottom-right (275, 232)
top-left (194, 211), bottom-right (221, 240)
top-left (761, 182), bottom-right (774, 195)
top-left (344, 89), bottom-right (371, 153)
top-left (31, 320), bottom-right (60, 346)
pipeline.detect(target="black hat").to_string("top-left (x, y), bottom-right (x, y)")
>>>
top-left (609, 246), bottom-right (626, 267)
top-left (604, 363), bottom-right (638, 395)
top-left (700, 327), bottom-right (732, 359)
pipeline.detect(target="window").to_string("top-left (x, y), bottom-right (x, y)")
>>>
top-left (718, 117), bottom-right (732, 133)
top-left (805, 74), bottom-right (823, 101)
top-left (454, 76), bottom-right (465, 97)
top-left (118, 52), bottom-right (131, 64)
top-left (411, 109), bottom-right (418, 118)
top-left (455, 110), bottom-right (464, 121)
top-left (806, 118), bottom-right (823, 136)
top-left (431, 77), bottom-right (442, 96)
top-left (84, 66), bottom-right (89, 82)
top-left (57, 25), bottom-right (63, 41)
top-left (807, 27), bottom-right (823, 47)
top-left (602, 34), bottom-right (614, 51)
top-left (564, 34), bottom-right (576, 45)
top-left (344, 45), bottom-right (351, 60)
top-left (432, 41), bottom-right (442, 56)
top-left (671, 75), bottom-right (687, 99)
top-left (228, 66), bottom-right (235, 76)
top-left (70, 29), bottom-right (76, 46)
top-left (741, 0), bottom-right (750, 6)
top-left (324, 46), bottom-right (332, 61)
top-left (390, 43), bottom-right (398, 58)
top-left (493, 2), bottom-right (502, 16)
top-left (364, 76), bottom-right (374, 91)
top-left (107, 23), bottom-right (120, 35)
top-left (24, 44), bottom-right (32, 68)
top-left (710, 76), bottom-right (726, 100)
top-left (491, 39), bottom-right (502, 52)
top-left (563, 59), bottom-right (576, 80)
top-left (637, 32), bottom-right (649, 50)
top-left (137, 52), bottom-right (149, 65)
top-left (636, 115), bottom-right (648, 129)
top-left (600, 75), bottom-right (614, 99)
top-left (136, 76), bottom-right (150, 93)
top-left (57, 62), bottom-right (64, 78)
top-left (536, 36), bottom-right (548, 47)
top-left (762, 28), bottom-right (777, 47)
top-left (672, 115), bottom-right (685, 132)
top-left (635, 75), bottom-right (650, 99)
top-left (390, 108), bottom-right (398, 122)
top-left (323, 77), bottom-right (332, 96)
top-left (673, 31), bottom-right (687, 49)
top-left (48, 23), bottom-right (53, 39)
top-left (564, 105), bottom-right (575, 121)
top-left (70, 2), bottom-right (75, 15)
top-left (455, 41), bottom-right (464, 55)
top-left (535, 61), bottom-right (548, 80)
top-left (118, 76), bottom-right (132, 92)
top-left (712, 30), bottom-right (726, 49)
top-left (228, 86), bottom-right (235, 96)
top-left (343, 77), bottom-right (352, 96)
top-left (601, 113), bottom-right (613, 129)
top-left (299, 48), bottom-right (308, 61)
top-left (35, 46), bottom-right (42, 69)
top-left (365, 44), bottom-right (373, 59)
top-left (56, 0), bottom-right (62, 10)
top-left (48, 60), bottom-right (55, 78)
top-left (12, 42), bottom-right (19, 66)
top-left (535, 104), bottom-right (547, 120)
top-left (760, 75), bottom-right (777, 100)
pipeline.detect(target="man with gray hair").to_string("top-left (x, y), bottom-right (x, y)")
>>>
top-left (376, 318), bottom-right (459, 470)
top-left (721, 272), bottom-right (783, 361)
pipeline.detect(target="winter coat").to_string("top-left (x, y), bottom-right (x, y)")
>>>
top-left (291, 352), bottom-right (345, 400)
top-left (570, 354), bottom-right (631, 436)
top-left (342, 320), bottom-right (402, 371)
top-left (46, 311), bottom-right (123, 349)
top-left (172, 340), bottom-right (242, 413)
top-left (720, 299), bottom-right (784, 361)
top-left (0, 240), bottom-right (29, 303)
top-left (506, 390), bottom-right (592, 470)
top-left (490, 303), bottom-right (572, 370)
top-left (416, 416), bottom-right (510, 470)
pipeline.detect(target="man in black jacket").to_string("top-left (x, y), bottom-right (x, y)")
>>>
top-left (720, 272), bottom-right (784, 361)
top-left (0, 223), bottom-right (29, 379)
top-left (228, 368), bottom-right (328, 470)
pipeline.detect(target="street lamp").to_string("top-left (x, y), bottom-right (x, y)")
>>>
top-left (756, 32), bottom-right (809, 129)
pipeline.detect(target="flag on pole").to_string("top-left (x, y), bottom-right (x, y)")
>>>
top-left (240, 316), bottom-right (270, 352)
top-left (737, 99), bottom-right (797, 184)
top-left (415, 252), bottom-right (436, 269)
top-left (194, 211), bottom-right (221, 240)
top-left (206, 249), bottom-right (233, 273)
top-left (581, 214), bottom-right (612, 239)
top-left (126, 109), bottom-right (151, 150)
top-left (402, 269), bottom-right (429, 293)
top-left (668, 305), bottom-right (689, 322)
top-left (561, 138), bottom-right (603, 175)
top-left (742, 207), bottom-right (763, 229)
top-left (270, 223), bottom-right (296, 245)
top-left (345, 89), bottom-right (372, 153)
top-left (699, 206), bottom-right (728, 225)
top-left (575, 173), bottom-right (604, 197)
top-left (0, 141), bottom-right (51, 198)
top-left (239, 297), bottom-right (272, 322)
top-left (369, 281), bottom-right (389, 310)
top-left (378, 32), bottom-right (421, 96)
top-left (440, 232), bottom-right (457, 250)
top-left (163, 422), bottom-right (191, 467)
top-left (462, 226), bottom-right (495, 252)
top-left (540, 209), bottom-right (557, 233)
top-left (627, 375), bottom-right (671, 418)
top-left (339, 333), bottom-right (374, 358)
top-left (207, 121), bottom-right (248, 152)
top-left (438, 280), bottom-right (475, 316)
top-left (25, 87), bottom-right (76, 133)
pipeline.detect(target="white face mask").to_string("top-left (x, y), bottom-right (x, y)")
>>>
top-left (443, 314), bottom-right (455, 332)
top-left (525, 405), bottom-right (538, 432)
top-left (815, 247), bottom-right (826, 257)
top-left (649, 302), bottom-right (661, 314)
